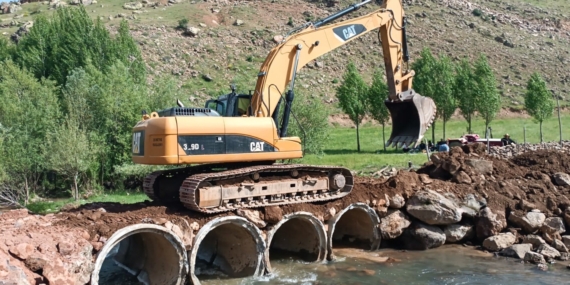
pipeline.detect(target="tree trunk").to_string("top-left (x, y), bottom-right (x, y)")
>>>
top-left (467, 115), bottom-right (472, 134)
top-left (443, 119), bottom-right (446, 141)
top-left (356, 120), bottom-right (361, 152)
top-left (24, 177), bottom-right (29, 206)
top-left (431, 122), bottom-right (436, 144)
top-left (382, 123), bottom-right (386, 152)
top-left (74, 173), bottom-right (79, 201)
top-left (540, 121), bottom-right (543, 143)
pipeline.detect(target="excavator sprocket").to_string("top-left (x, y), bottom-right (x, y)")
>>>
top-left (143, 164), bottom-right (353, 214)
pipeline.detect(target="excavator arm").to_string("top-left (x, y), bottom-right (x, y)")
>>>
top-left (250, 0), bottom-right (436, 147)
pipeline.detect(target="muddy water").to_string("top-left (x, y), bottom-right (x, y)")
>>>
top-left (201, 245), bottom-right (569, 285)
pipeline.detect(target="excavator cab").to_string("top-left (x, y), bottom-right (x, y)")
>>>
top-left (205, 85), bottom-right (252, 117)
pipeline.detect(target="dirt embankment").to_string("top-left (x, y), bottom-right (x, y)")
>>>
top-left (2, 143), bottom-right (570, 283)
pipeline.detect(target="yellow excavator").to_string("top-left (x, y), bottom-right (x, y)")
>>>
top-left (131, 0), bottom-right (436, 214)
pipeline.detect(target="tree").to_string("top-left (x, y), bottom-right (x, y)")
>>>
top-left (474, 54), bottom-right (501, 132)
top-left (411, 48), bottom-right (438, 142)
top-left (454, 58), bottom-right (478, 133)
top-left (0, 60), bottom-right (60, 203)
top-left (285, 92), bottom-right (331, 155)
top-left (524, 72), bottom-right (554, 142)
top-left (366, 69), bottom-right (390, 151)
top-left (433, 54), bottom-right (457, 139)
top-left (45, 115), bottom-right (99, 200)
top-left (336, 62), bottom-right (368, 152)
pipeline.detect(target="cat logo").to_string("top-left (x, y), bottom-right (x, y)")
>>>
top-left (250, 142), bottom-right (265, 152)
top-left (342, 25), bottom-right (357, 40)
top-left (132, 132), bottom-right (141, 154)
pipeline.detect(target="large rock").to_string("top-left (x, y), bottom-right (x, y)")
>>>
top-left (553, 239), bottom-right (568, 253)
top-left (379, 210), bottom-right (411, 239)
top-left (389, 194), bottom-right (405, 209)
top-left (236, 209), bottom-right (267, 228)
top-left (499, 243), bottom-right (532, 259)
top-left (508, 211), bottom-right (545, 233)
top-left (536, 244), bottom-right (561, 260)
top-left (9, 243), bottom-right (35, 260)
top-left (524, 251), bottom-right (546, 264)
top-left (482, 232), bottom-right (516, 251)
top-left (553, 172), bottom-right (570, 186)
top-left (42, 258), bottom-right (75, 285)
top-left (0, 250), bottom-right (33, 285)
top-left (465, 159), bottom-right (493, 175)
top-left (522, 235), bottom-right (546, 249)
top-left (444, 224), bottom-right (474, 243)
top-left (475, 207), bottom-right (507, 240)
top-left (400, 222), bottom-right (446, 250)
top-left (406, 190), bottom-right (462, 225)
top-left (562, 235), bottom-right (570, 248)
top-left (264, 206), bottom-right (283, 224)
top-left (184, 27), bottom-right (200, 37)
top-left (541, 217), bottom-right (565, 234)
top-left (123, 1), bottom-right (142, 10)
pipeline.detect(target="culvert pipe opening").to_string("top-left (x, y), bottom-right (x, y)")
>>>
top-left (91, 224), bottom-right (188, 285)
top-left (265, 212), bottom-right (327, 272)
top-left (328, 203), bottom-right (381, 254)
top-left (190, 217), bottom-right (265, 284)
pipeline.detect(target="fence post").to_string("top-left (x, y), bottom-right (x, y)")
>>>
top-left (486, 127), bottom-right (490, 154)
top-left (523, 126), bottom-right (526, 144)
top-left (555, 92), bottom-right (562, 144)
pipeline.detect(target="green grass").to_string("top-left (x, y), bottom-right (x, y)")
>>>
top-left (26, 190), bottom-right (147, 215)
top-left (295, 114), bottom-right (570, 174)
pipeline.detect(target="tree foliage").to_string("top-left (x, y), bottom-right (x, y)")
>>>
top-left (336, 62), bottom-right (368, 152)
top-left (473, 54), bottom-right (501, 132)
top-left (286, 92), bottom-right (331, 155)
top-left (454, 58), bottom-right (478, 133)
top-left (13, 6), bottom-right (146, 87)
top-left (433, 54), bottom-right (457, 139)
top-left (366, 69), bottom-right (390, 151)
top-left (411, 48), bottom-right (438, 142)
top-left (524, 72), bottom-right (554, 142)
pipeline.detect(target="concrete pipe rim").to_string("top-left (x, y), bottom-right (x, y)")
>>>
top-left (327, 203), bottom-right (381, 260)
top-left (189, 216), bottom-right (267, 285)
top-left (264, 211), bottom-right (328, 274)
top-left (90, 223), bottom-right (189, 285)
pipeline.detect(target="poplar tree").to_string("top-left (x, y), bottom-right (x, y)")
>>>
top-left (366, 69), bottom-right (390, 151)
top-left (524, 72), bottom-right (554, 142)
top-left (433, 54), bottom-right (457, 139)
top-left (474, 54), bottom-right (501, 132)
top-left (411, 48), bottom-right (438, 142)
top-left (454, 58), bottom-right (478, 133)
top-left (336, 62), bottom-right (367, 152)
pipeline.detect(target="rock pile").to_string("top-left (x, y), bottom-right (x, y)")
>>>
top-left (489, 141), bottom-right (570, 159)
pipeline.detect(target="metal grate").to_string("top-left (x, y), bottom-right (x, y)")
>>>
top-left (157, 107), bottom-right (218, 117)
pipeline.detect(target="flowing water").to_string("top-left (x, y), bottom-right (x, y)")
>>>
top-left (201, 245), bottom-right (570, 285)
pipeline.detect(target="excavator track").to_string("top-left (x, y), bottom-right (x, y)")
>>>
top-left (179, 164), bottom-right (353, 214)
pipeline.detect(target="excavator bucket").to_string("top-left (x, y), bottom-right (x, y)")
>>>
top-left (385, 93), bottom-right (437, 148)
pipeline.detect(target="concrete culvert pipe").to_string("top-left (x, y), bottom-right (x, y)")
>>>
top-left (91, 224), bottom-right (188, 285)
top-left (327, 203), bottom-right (381, 260)
top-left (190, 216), bottom-right (266, 285)
top-left (264, 212), bottom-right (327, 273)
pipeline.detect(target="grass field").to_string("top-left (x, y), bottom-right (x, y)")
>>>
top-left (297, 114), bottom-right (570, 174)
top-left (26, 190), bottom-right (147, 214)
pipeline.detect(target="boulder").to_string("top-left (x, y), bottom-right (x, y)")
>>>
top-left (553, 172), bottom-right (570, 186)
top-left (0, 250), bottom-right (33, 285)
top-left (379, 210), bottom-right (411, 239)
top-left (452, 171), bottom-right (472, 184)
top-left (536, 243), bottom-right (561, 260)
top-left (553, 239), bottom-right (568, 253)
top-left (389, 194), bottom-right (405, 209)
top-left (541, 217), bottom-right (565, 234)
top-left (475, 207), bottom-right (507, 240)
top-left (406, 190), bottom-right (462, 225)
top-left (524, 251), bottom-right (546, 264)
top-left (400, 222), bottom-right (446, 250)
top-left (184, 27), bottom-right (200, 37)
top-left (464, 159), bottom-right (493, 175)
top-left (522, 235), bottom-right (546, 249)
top-left (562, 235), bottom-right (570, 248)
top-left (482, 232), bottom-right (516, 251)
top-left (236, 209), bottom-right (267, 228)
top-left (264, 206), bottom-right (283, 224)
top-left (9, 243), bottom-right (35, 260)
top-left (508, 211), bottom-right (545, 233)
top-left (42, 258), bottom-right (76, 285)
top-left (499, 243), bottom-right (532, 259)
top-left (443, 224), bottom-right (474, 243)
top-left (123, 2), bottom-right (143, 9)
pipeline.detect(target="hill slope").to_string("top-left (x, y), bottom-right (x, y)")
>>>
top-left (2, 0), bottom-right (570, 116)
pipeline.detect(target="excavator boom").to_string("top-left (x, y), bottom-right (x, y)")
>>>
top-left (249, 0), bottom-right (436, 147)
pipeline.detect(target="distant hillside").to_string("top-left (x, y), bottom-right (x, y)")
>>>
top-left (1, 0), bottom-right (569, 118)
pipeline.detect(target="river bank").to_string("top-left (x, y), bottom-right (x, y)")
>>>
top-left (1, 142), bottom-right (570, 284)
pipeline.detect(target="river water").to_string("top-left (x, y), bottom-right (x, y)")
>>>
top-left (201, 245), bottom-right (570, 285)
